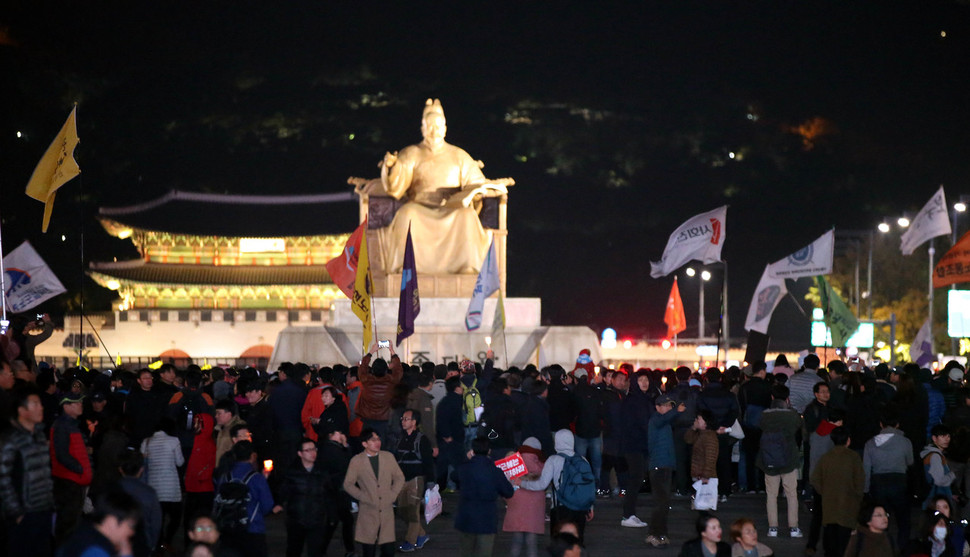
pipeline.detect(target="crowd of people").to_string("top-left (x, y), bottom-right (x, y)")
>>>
top-left (3, 336), bottom-right (970, 557)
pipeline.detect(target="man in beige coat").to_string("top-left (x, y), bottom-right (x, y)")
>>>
top-left (344, 427), bottom-right (405, 557)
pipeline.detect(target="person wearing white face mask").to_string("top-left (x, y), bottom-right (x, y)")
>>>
top-left (902, 509), bottom-right (955, 557)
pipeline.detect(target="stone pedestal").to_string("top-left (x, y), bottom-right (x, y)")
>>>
top-left (270, 297), bottom-right (600, 370)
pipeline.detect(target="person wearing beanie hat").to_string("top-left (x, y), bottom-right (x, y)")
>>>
top-left (459, 350), bottom-right (496, 449)
top-left (573, 358), bottom-right (604, 503)
top-left (573, 349), bottom-right (596, 378)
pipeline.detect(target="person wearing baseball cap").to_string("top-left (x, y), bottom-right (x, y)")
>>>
top-left (51, 392), bottom-right (92, 544)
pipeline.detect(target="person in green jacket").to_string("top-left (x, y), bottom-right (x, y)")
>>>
top-left (756, 385), bottom-right (803, 539)
top-left (810, 426), bottom-right (864, 557)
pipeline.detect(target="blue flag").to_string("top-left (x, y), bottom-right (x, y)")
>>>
top-left (397, 224), bottom-right (420, 346)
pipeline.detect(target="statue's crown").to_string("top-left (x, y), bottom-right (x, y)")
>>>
top-left (423, 98), bottom-right (445, 120)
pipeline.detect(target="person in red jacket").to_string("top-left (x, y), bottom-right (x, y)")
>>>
top-left (50, 392), bottom-right (93, 545)
top-left (184, 412), bottom-right (216, 545)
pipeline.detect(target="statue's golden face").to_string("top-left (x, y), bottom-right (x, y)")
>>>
top-left (421, 113), bottom-right (447, 147)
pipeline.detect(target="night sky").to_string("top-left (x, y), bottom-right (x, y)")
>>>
top-left (3, 1), bottom-right (970, 350)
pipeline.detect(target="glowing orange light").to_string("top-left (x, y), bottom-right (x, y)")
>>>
top-left (263, 459), bottom-right (274, 473)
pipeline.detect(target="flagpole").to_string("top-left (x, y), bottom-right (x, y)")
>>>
top-left (929, 239), bottom-right (935, 359)
top-left (0, 206), bottom-right (6, 324)
top-left (673, 333), bottom-right (679, 367)
top-left (77, 172), bottom-right (85, 367)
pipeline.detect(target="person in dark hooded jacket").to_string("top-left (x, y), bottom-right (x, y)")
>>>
top-left (620, 369), bottom-right (654, 527)
top-left (546, 365), bottom-right (577, 432)
top-left (696, 368), bottom-right (739, 499)
top-left (571, 370), bottom-right (604, 489)
top-left (600, 368), bottom-right (628, 497)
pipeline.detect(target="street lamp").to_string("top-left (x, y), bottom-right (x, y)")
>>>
top-left (951, 195), bottom-right (970, 355)
top-left (685, 266), bottom-right (712, 341)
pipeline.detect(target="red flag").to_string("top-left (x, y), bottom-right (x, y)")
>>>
top-left (325, 219), bottom-right (367, 299)
top-left (934, 229), bottom-right (970, 288)
top-left (664, 277), bottom-right (687, 338)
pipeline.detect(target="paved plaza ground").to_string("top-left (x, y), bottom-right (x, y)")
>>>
top-left (263, 490), bottom-right (820, 556)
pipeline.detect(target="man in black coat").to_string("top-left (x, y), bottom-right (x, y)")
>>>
top-left (572, 371), bottom-right (604, 493)
top-left (436, 376), bottom-right (466, 491)
top-left (275, 437), bottom-right (330, 557)
top-left (738, 361), bottom-right (772, 493)
top-left (520, 381), bottom-right (555, 457)
top-left (317, 428), bottom-right (354, 557)
top-left (481, 377), bottom-right (518, 460)
top-left (546, 366), bottom-right (577, 432)
top-left (124, 370), bottom-right (163, 447)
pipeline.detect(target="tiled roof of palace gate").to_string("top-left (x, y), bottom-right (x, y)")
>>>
top-left (89, 261), bottom-right (334, 285)
top-left (98, 190), bottom-right (358, 237)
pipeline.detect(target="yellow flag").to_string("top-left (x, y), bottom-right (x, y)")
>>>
top-left (351, 223), bottom-right (374, 351)
top-left (201, 358), bottom-right (212, 371)
top-left (115, 354), bottom-right (122, 367)
top-left (148, 360), bottom-right (163, 370)
top-left (25, 105), bottom-right (81, 232)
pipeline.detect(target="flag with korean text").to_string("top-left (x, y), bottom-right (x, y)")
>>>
top-left (933, 229), bottom-right (970, 288)
top-left (664, 277), bottom-right (687, 338)
top-left (900, 186), bottom-right (950, 255)
top-left (745, 265), bottom-right (787, 334)
top-left (351, 223), bottom-right (374, 351)
top-left (816, 275), bottom-right (859, 347)
top-left (396, 224), bottom-right (420, 346)
top-left (465, 238), bottom-right (500, 331)
top-left (325, 220), bottom-right (367, 299)
top-left (768, 229), bottom-right (834, 279)
top-left (3, 241), bottom-right (67, 312)
top-left (650, 206), bottom-right (727, 278)
top-left (25, 105), bottom-right (81, 233)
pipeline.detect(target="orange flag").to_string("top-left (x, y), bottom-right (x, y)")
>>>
top-left (325, 219), bottom-right (367, 299)
top-left (934, 229), bottom-right (970, 288)
top-left (664, 277), bottom-right (687, 338)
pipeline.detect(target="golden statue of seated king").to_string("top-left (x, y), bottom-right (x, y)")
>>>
top-left (359, 99), bottom-right (514, 276)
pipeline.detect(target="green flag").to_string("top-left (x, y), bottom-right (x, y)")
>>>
top-left (816, 276), bottom-right (860, 347)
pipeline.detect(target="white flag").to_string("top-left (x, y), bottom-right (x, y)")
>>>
top-left (3, 241), bottom-right (67, 312)
top-left (901, 186), bottom-right (950, 255)
top-left (768, 229), bottom-right (835, 279)
top-left (650, 206), bottom-right (727, 278)
top-left (465, 239), bottom-right (500, 331)
top-left (744, 265), bottom-right (787, 334)
top-left (910, 317), bottom-right (935, 367)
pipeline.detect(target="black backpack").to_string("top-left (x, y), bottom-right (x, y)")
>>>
top-left (759, 431), bottom-right (791, 471)
top-left (212, 470), bottom-right (257, 533)
top-left (176, 390), bottom-right (205, 432)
